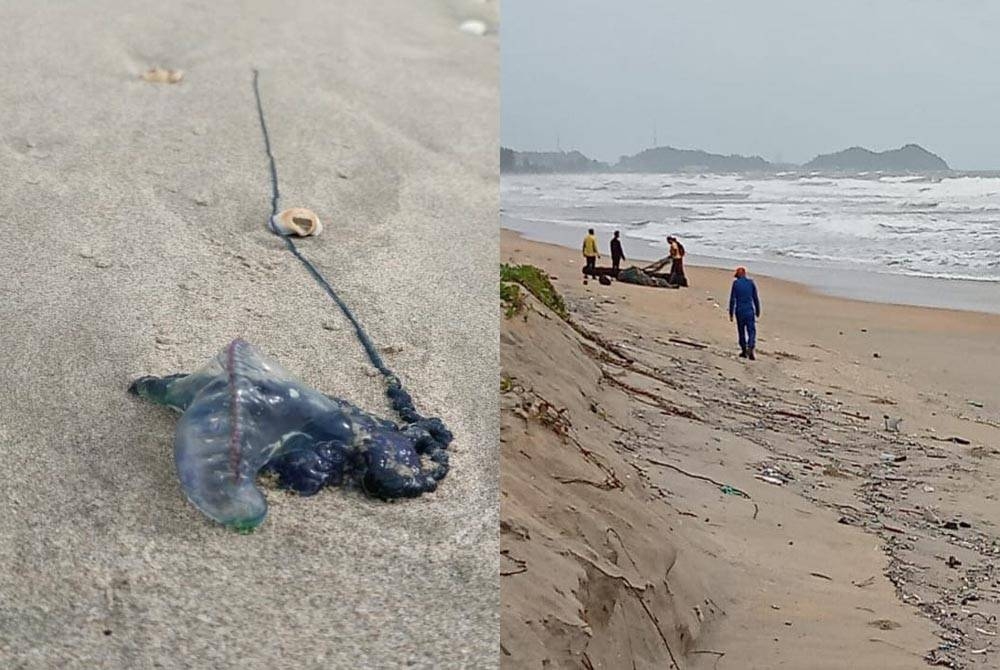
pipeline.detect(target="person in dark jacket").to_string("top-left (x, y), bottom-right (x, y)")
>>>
top-left (728, 266), bottom-right (761, 359)
top-left (610, 231), bottom-right (625, 272)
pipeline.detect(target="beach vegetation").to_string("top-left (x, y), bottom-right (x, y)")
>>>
top-left (500, 264), bottom-right (567, 320)
top-left (500, 281), bottom-right (524, 318)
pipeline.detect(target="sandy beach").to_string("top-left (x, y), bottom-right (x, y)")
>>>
top-left (501, 229), bottom-right (1000, 668)
top-left (0, 2), bottom-right (497, 668)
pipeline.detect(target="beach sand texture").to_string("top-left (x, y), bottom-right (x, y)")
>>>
top-left (0, 2), bottom-right (498, 668)
top-left (501, 230), bottom-right (1000, 668)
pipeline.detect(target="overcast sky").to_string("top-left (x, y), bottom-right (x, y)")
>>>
top-left (502, 0), bottom-right (1000, 170)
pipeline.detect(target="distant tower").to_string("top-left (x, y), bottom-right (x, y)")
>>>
top-left (556, 132), bottom-right (561, 152)
top-left (653, 121), bottom-right (658, 148)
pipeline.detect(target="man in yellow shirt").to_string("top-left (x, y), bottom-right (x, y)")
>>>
top-left (582, 228), bottom-right (600, 278)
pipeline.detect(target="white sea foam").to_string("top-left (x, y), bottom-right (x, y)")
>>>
top-left (501, 172), bottom-right (1000, 283)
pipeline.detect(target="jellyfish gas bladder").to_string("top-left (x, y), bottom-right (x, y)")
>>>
top-left (129, 339), bottom-right (450, 531)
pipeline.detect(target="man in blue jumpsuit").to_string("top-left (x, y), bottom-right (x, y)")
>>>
top-left (728, 266), bottom-right (761, 360)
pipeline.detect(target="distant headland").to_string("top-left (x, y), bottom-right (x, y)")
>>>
top-left (500, 143), bottom-right (950, 173)
top-left (803, 144), bottom-right (948, 171)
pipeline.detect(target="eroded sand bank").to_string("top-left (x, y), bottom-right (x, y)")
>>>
top-left (501, 229), bottom-right (1000, 669)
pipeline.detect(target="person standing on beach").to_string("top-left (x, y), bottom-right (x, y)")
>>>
top-left (582, 228), bottom-right (600, 278)
top-left (667, 236), bottom-right (688, 287)
top-left (610, 231), bottom-right (625, 272)
top-left (729, 266), bottom-right (761, 360)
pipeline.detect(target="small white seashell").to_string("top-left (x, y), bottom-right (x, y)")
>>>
top-left (269, 207), bottom-right (323, 237)
top-left (459, 19), bottom-right (488, 36)
top-left (141, 67), bottom-right (184, 84)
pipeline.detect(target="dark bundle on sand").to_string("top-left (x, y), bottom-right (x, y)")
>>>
top-left (644, 255), bottom-right (688, 288)
top-left (644, 256), bottom-right (671, 274)
top-left (617, 266), bottom-right (678, 288)
top-left (581, 265), bottom-right (620, 278)
top-left (581, 263), bottom-right (684, 289)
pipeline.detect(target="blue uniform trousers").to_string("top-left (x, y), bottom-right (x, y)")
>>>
top-left (736, 312), bottom-right (756, 350)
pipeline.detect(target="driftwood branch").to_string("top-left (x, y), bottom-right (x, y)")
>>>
top-left (603, 372), bottom-right (701, 421)
top-left (565, 433), bottom-right (626, 490)
top-left (772, 408), bottom-right (811, 422)
top-left (667, 337), bottom-right (708, 350)
top-left (645, 457), bottom-right (751, 499)
top-left (566, 548), bottom-right (682, 669)
top-left (501, 551), bottom-right (527, 577)
top-left (554, 475), bottom-right (621, 491)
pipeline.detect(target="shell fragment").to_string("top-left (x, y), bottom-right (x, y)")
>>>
top-left (141, 68), bottom-right (184, 84)
top-left (269, 208), bottom-right (323, 237)
top-left (459, 19), bottom-right (488, 36)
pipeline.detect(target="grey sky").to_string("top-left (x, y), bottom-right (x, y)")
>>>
top-left (502, 0), bottom-right (1000, 170)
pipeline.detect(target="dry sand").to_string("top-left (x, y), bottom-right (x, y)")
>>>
top-left (0, 3), bottom-right (498, 668)
top-left (501, 229), bottom-right (1000, 668)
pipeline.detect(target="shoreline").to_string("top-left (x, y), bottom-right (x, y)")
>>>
top-left (502, 228), bottom-right (1000, 405)
top-left (501, 217), bottom-right (1000, 316)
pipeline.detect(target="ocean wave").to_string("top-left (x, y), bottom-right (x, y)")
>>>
top-left (666, 192), bottom-right (752, 201)
top-left (612, 194), bottom-right (676, 201)
top-left (875, 223), bottom-right (940, 234)
top-left (893, 270), bottom-right (1000, 283)
top-left (503, 172), bottom-right (1000, 285)
top-left (681, 216), bottom-right (752, 223)
top-left (508, 215), bottom-right (605, 228)
top-left (880, 175), bottom-right (936, 183)
top-left (772, 250), bottom-right (882, 265)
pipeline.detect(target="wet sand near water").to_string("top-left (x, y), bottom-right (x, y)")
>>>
top-left (501, 214), bottom-right (1000, 315)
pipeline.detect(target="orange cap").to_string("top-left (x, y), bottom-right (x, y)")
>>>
top-left (734, 266), bottom-right (747, 277)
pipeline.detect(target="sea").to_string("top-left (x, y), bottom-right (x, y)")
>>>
top-left (501, 172), bottom-right (1000, 314)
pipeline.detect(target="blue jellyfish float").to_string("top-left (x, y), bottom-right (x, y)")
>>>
top-left (130, 339), bottom-right (451, 532)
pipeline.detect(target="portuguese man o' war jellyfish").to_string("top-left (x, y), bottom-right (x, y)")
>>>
top-left (129, 339), bottom-right (451, 532)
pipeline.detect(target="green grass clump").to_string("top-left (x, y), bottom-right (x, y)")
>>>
top-left (500, 281), bottom-right (524, 318)
top-left (500, 264), bottom-right (568, 320)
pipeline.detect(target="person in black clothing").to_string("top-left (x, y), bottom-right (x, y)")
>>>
top-left (666, 235), bottom-right (688, 287)
top-left (610, 231), bottom-right (625, 272)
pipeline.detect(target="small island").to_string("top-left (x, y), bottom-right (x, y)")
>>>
top-left (615, 146), bottom-right (772, 172)
top-left (803, 144), bottom-right (949, 171)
